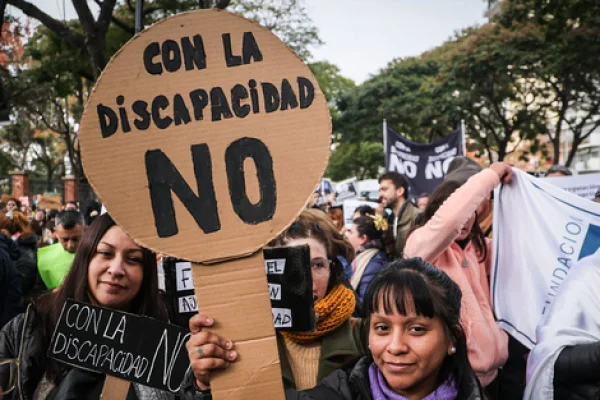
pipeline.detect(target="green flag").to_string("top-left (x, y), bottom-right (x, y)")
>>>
top-left (37, 243), bottom-right (75, 289)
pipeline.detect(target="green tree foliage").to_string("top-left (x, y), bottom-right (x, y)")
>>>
top-left (4, 0), bottom-right (324, 179)
top-left (334, 0), bottom-right (600, 166)
top-left (229, 0), bottom-right (323, 61)
top-left (325, 142), bottom-right (383, 181)
top-left (438, 25), bottom-right (545, 161)
top-left (0, 113), bottom-right (34, 170)
top-left (496, 0), bottom-right (600, 166)
top-left (308, 61), bottom-right (355, 122)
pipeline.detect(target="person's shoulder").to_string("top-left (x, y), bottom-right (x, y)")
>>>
top-left (458, 373), bottom-right (487, 400)
top-left (404, 202), bottom-right (422, 219)
top-left (309, 357), bottom-right (371, 400)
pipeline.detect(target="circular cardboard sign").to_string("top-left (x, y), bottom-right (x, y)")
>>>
top-left (79, 10), bottom-right (330, 263)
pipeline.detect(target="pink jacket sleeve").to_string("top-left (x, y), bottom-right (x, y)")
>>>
top-left (404, 169), bottom-right (499, 262)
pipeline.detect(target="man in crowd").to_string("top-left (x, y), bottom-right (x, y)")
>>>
top-left (54, 210), bottom-right (84, 254)
top-left (37, 210), bottom-right (84, 289)
top-left (378, 172), bottom-right (421, 259)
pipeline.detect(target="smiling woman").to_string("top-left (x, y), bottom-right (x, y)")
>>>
top-left (0, 214), bottom-right (181, 400)
top-left (286, 258), bottom-right (486, 400)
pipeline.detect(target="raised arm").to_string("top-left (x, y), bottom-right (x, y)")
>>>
top-left (404, 163), bottom-right (511, 262)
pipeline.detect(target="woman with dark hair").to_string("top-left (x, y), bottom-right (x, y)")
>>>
top-left (345, 215), bottom-right (388, 304)
top-left (184, 209), bottom-right (360, 394)
top-left (186, 258), bottom-right (485, 400)
top-left (265, 208), bottom-right (360, 390)
top-left (287, 257), bottom-right (485, 399)
top-left (404, 162), bottom-right (512, 389)
top-left (0, 213), bottom-right (173, 399)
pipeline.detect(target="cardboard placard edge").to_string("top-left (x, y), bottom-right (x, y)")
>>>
top-left (79, 9), bottom-right (332, 263)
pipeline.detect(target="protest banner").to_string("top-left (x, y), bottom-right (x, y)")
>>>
top-left (48, 299), bottom-right (191, 393)
top-left (162, 258), bottom-right (197, 328)
top-left (335, 177), bottom-right (358, 201)
top-left (77, 9), bottom-right (330, 400)
top-left (342, 199), bottom-right (379, 229)
top-left (36, 195), bottom-right (62, 210)
top-left (385, 127), bottom-right (464, 197)
top-left (492, 169), bottom-right (600, 349)
top-left (545, 172), bottom-right (600, 200)
top-left (264, 245), bottom-right (314, 332)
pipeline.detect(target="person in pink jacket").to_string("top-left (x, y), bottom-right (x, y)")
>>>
top-left (404, 161), bottom-right (511, 389)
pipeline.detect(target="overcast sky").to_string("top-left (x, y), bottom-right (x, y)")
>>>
top-left (21, 0), bottom-right (489, 83)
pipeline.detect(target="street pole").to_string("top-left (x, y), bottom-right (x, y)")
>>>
top-left (135, 0), bottom-right (144, 34)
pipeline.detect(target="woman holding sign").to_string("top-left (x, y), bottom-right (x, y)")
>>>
top-left (188, 258), bottom-right (486, 400)
top-left (403, 162), bottom-right (512, 391)
top-left (0, 214), bottom-right (178, 399)
top-left (187, 209), bottom-right (361, 392)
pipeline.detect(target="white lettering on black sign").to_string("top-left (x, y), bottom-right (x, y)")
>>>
top-left (175, 262), bottom-right (193, 291)
top-left (268, 283), bottom-right (281, 300)
top-left (265, 258), bottom-right (286, 275)
top-left (178, 295), bottom-right (199, 313)
top-left (263, 246), bottom-right (315, 332)
top-left (49, 300), bottom-right (191, 393)
top-left (272, 308), bottom-right (292, 328)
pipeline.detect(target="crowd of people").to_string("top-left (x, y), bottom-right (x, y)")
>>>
top-left (0, 159), bottom-right (598, 400)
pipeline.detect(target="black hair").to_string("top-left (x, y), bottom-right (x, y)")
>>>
top-left (378, 172), bottom-right (409, 200)
top-left (418, 192), bottom-right (430, 199)
top-left (364, 258), bottom-right (474, 397)
top-left (545, 164), bottom-right (572, 176)
top-left (354, 205), bottom-right (375, 217)
top-left (46, 209), bottom-right (58, 222)
top-left (82, 200), bottom-right (102, 226)
top-left (352, 216), bottom-right (385, 250)
top-left (55, 210), bottom-right (85, 229)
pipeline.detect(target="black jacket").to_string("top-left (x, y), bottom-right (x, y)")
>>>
top-left (554, 342), bottom-right (600, 399)
top-left (15, 235), bottom-right (39, 298)
top-left (0, 232), bottom-right (22, 329)
top-left (285, 356), bottom-right (486, 400)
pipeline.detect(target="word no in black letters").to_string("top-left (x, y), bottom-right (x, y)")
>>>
top-left (146, 137), bottom-right (276, 238)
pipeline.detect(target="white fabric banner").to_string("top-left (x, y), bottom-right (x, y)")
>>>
top-left (491, 169), bottom-right (600, 349)
top-left (545, 172), bottom-right (600, 200)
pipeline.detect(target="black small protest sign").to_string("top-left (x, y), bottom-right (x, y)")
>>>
top-left (48, 299), bottom-right (191, 393)
top-left (163, 257), bottom-right (198, 328)
top-left (264, 245), bottom-right (315, 332)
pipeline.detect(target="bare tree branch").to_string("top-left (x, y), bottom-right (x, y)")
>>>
top-left (96, 0), bottom-right (118, 35)
top-left (215, 0), bottom-right (231, 9)
top-left (93, 0), bottom-right (135, 35)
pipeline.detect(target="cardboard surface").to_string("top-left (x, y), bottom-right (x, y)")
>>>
top-left (78, 9), bottom-right (331, 263)
top-left (193, 252), bottom-right (283, 400)
top-left (77, 9), bottom-right (331, 400)
top-left (100, 376), bottom-right (130, 400)
top-left (36, 195), bottom-right (62, 210)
